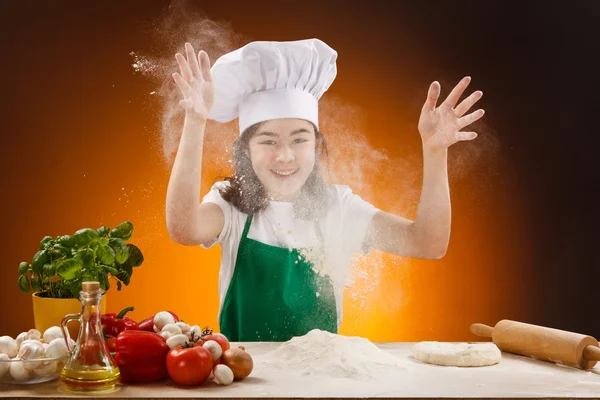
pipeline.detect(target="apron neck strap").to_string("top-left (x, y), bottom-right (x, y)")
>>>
top-left (242, 215), bottom-right (254, 240)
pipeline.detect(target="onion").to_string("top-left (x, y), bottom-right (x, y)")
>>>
top-left (221, 346), bottom-right (253, 380)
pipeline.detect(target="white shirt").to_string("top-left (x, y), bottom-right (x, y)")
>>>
top-left (201, 181), bottom-right (380, 329)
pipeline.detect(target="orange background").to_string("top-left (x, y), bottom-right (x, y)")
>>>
top-left (1, 1), bottom-right (539, 341)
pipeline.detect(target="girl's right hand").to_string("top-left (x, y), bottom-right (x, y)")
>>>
top-left (172, 42), bottom-right (214, 120)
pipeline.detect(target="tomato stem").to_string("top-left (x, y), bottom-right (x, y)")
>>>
top-left (201, 326), bottom-right (213, 337)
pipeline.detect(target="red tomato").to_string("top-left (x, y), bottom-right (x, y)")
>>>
top-left (166, 346), bottom-right (213, 386)
top-left (202, 332), bottom-right (230, 353)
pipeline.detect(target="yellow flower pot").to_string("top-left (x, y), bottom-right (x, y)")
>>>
top-left (32, 292), bottom-right (107, 339)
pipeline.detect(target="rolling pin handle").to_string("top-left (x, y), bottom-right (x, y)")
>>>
top-left (470, 323), bottom-right (494, 338)
top-left (583, 345), bottom-right (600, 362)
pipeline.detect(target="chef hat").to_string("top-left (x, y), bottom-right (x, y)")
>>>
top-left (207, 38), bottom-right (338, 134)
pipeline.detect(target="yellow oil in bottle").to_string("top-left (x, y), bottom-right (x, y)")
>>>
top-left (60, 281), bottom-right (121, 392)
top-left (60, 365), bottom-right (120, 391)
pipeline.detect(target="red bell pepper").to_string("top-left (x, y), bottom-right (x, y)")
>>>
top-left (113, 330), bottom-right (170, 383)
top-left (101, 306), bottom-right (139, 337)
top-left (138, 311), bottom-right (179, 332)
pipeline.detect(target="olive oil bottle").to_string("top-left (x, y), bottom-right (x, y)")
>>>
top-left (60, 281), bottom-right (120, 391)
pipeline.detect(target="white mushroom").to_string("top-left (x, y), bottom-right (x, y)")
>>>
top-left (20, 339), bottom-right (43, 350)
top-left (188, 325), bottom-right (202, 340)
top-left (45, 338), bottom-right (70, 359)
top-left (166, 334), bottom-right (189, 349)
top-left (175, 322), bottom-right (191, 333)
top-left (0, 336), bottom-right (18, 358)
top-left (15, 332), bottom-right (27, 347)
top-left (9, 359), bottom-right (30, 381)
top-left (0, 354), bottom-right (9, 379)
top-left (24, 329), bottom-right (41, 341)
top-left (203, 340), bottom-right (223, 362)
top-left (153, 311), bottom-right (175, 331)
top-left (34, 361), bottom-right (58, 377)
top-left (17, 341), bottom-right (44, 370)
top-left (42, 326), bottom-right (63, 344)
top-left (212, 364), bottom-right (234, 386)
top-left (159, 331), bottom-right (172, 340)
top-left (161, 323), bottom-right (182, 336)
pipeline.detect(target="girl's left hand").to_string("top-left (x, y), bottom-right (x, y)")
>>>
top-left (418, 76), bottom-right (485, 152)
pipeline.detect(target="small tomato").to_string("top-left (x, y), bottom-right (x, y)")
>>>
top-left (166, 345), bottom-right (212, 386)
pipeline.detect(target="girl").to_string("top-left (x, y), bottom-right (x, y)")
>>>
top-left (166, 39), bottom-right (484, 341)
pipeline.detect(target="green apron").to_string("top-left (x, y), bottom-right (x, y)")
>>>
top-left (219, 215), bottom-right (338, 341)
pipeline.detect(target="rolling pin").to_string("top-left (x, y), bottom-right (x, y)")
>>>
top-left (470, 319), bottom-right (600, 370)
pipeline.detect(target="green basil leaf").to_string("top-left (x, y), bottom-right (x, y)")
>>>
top-left (39, 236), bottom-right (53, 250)
top-left (50, 244), bottom-right (70, 259)
top-left (73, 228), bottom-right (99, 247)
top-left (96, 244), bottom-right (116, 265)
top-left (100, 265), bottom-right (119, 276)
top-left (108, 238), bottom-right (129, 264)
top-left (57, 235), bottom-right (75, 247)
top-left (109, 222), bottom-right (133, 240)
top-left (42, 262), bottom-right (56, 277)
top-left (18, 275), bottom-right (31, 294)
top-left (30, 275), bottom-right (41, 292)
top-left (18, 262), bottom-right (29, 275)
top-left (56, 259), bottom-right (83, 280)
top-left (97, 226), bottom-right (110, 237)
top-left (31, 250), bottom-right (49, 275)
top-left (74, 248), bottom-right (94, 269)
top-left (125, 244), bottom-right (144, 267)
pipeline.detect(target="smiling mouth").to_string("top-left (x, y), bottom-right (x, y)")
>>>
top-left (271, 169), bottom-right (299, 177)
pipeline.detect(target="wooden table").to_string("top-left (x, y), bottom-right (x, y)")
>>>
top-left (2, 342), bottom-right (600, 399)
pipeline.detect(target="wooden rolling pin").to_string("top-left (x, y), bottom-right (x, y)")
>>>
top-left (470, 319), bottom-right (600, 370)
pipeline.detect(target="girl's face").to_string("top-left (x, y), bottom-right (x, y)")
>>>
top-left (247, 118), bottom-right (316, 202)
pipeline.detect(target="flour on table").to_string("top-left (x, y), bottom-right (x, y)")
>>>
top-left (411, 342), bottom-right (501, 367)
top-left (257, 329), bottom-right (405, 380)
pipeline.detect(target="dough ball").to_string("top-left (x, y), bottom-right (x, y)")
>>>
top-left (411, 341), bottom-right (501, 367)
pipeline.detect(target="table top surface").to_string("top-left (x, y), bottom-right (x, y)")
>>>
top-left (2, 342), bottom-right (600, 399)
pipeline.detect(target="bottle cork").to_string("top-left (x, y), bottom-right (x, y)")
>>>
top-left (81, 281), bottom-right (100, 293)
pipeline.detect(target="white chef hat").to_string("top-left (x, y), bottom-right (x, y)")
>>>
top-left (207, 38), bottom-right (338, 134)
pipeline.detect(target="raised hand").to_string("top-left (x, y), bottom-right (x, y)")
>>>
top-left (418, 77), bottom-right (485, 152)
top-left (172, 42), bottom-right (214, 119)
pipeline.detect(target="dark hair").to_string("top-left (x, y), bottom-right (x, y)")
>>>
top-left (218, 121), bottom-right (330, 219)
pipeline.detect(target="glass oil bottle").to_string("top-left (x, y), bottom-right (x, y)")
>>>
top-left (60, 281), bottom-right (120, 391)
